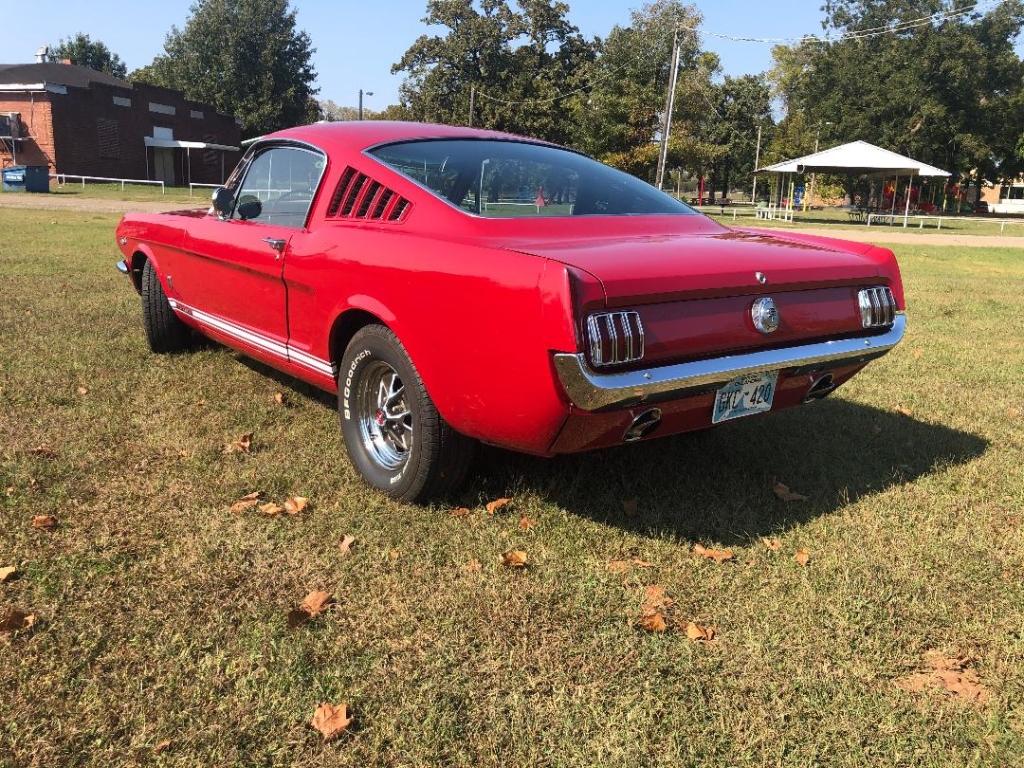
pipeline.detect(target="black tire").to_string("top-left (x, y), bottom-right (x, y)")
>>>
top-left (140, 259), bottom-right (191, 353)
top-left (338, 325), bottom-right (475, 502)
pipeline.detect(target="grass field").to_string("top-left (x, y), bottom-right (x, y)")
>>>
top-left (1, 208), bottom-right (1023, 767)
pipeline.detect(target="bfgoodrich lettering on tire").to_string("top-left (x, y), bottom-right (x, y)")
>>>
top-left (338, 324), bottom-right (475, 502)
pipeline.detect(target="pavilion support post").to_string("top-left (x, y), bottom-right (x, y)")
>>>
top-left (904, 175), bottom-right (913, 227)
top-left (891, 175), bottom-right (899, 221)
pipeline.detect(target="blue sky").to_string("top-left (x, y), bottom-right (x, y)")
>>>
top-left (1, 0), bottom-right (830, 105)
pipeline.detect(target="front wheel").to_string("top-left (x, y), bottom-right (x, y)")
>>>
top-left (338, 325), bottom-right (475, 502)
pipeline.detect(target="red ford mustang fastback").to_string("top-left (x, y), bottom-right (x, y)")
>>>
top-left (115, 122), bottom-right (905, 501)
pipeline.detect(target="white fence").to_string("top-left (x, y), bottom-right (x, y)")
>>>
top-left (51, 173), bottom-right (165, 194)
top-left (189, 182), bottom-right (221, 197)
top-left (867, 212), bottom-right (1024, 232)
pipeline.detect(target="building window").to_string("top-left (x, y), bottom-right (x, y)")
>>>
top-left (190, 109), bottom-right (204, 119)
top-left (149, 102), bottom-right (175, 116)
top-left (112, 96), bottom-right (131, 108)
top-left (153, 126), bottom-right (174, 140)
top-left (97, 118), bottom-right (120, 159)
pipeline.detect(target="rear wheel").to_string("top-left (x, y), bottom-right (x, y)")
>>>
top-left (338, 325), bottom-right (475, 502)
top-left (140, 259), bottom-right (191, 353)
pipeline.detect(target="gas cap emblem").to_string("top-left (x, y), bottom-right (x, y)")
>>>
top-left (751, 297), bottom-right (780, 334)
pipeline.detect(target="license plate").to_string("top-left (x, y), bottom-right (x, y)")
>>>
top-left (712, 371), bottom-right (778, 424)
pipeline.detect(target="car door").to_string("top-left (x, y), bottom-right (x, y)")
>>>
top-left (176, 144), bottom-right (326, 362)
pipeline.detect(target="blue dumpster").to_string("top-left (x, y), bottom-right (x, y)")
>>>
top-left (1, 165), bottom-right (49, 193)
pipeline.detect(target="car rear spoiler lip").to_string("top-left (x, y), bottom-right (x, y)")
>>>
top-left (553, 313), bottom-right (906, 411)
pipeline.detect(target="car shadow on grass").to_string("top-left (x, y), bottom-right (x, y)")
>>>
top-left (235, 354), bottom-right (988, 544)
top-left (467, 399), bottom-right (989, 545)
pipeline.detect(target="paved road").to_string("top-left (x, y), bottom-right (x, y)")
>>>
top-left (2, 193), bottom-right (1022, 248)
top-left (0, 193), bottom-right (202, 214)
top-left (782, 226), bottom-right (1024, 249)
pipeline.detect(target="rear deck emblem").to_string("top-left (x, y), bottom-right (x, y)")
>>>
top-left (751, 297), bottom-right (780, 334)
top-left (755, 271), bottom-right (767, 284)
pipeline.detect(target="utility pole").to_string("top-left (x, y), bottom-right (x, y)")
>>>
top-left (468, 86), bottom-right (475, 127)
top-left (655, 28), bottom-right (681, 190)
top-left (751, 124), bottom-right (762, 204)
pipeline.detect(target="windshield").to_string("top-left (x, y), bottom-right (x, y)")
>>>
top-left (368, 139), bottom-right (696, 218)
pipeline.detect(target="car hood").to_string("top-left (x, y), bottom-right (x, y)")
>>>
top-left (502, 226), bottom-right (886, 306)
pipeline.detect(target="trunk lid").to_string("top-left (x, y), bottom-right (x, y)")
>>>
top-left (506, 228), bottom-right (883, 306)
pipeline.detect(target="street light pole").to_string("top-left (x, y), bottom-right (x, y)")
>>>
top-left (359, 89), bottom-right (374, 121)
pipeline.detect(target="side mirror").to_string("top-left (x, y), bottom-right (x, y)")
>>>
top-left (211, 186), bottom-right (234, 218)
top-left (236, 197), bottom-right (263, 221)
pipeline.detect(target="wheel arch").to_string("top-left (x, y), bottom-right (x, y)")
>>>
top-left (128, 245), bottom-right (159, 293)
top-left (328, 308), bottom-right (390, 371)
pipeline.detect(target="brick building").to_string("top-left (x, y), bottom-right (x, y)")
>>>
top-left (0, 60), bottom-right (241, 186)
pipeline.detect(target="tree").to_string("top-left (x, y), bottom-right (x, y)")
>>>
top-left (51, 33), bottom-right (127, 79)
top-left (131, 0), bottom-right (319, 136)
top-left (702, 75), bottom-right (774, 199)
top-left (580, 2), bottom-right (716, 177)
top-left (773, 0), bottom-right (1024, 192)
top-left (392, 0), bottom-right (597, 145)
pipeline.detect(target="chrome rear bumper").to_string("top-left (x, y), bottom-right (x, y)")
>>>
top-left (554, 313), bottom-right (906, 411)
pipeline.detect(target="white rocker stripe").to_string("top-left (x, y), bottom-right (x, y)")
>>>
top-left (168, 298), bottom-right (334, 377)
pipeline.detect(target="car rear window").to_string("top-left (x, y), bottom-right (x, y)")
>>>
top-left (368, 139), bottom-right (695, 218)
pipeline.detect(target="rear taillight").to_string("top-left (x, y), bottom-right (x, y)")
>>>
top-left (586, 311), bottom-right (644, 367)
top-left (858, 287), bottom-right (896, 328)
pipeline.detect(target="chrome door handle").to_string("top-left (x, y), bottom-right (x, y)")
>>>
top-left (263, 237), bottom-right (286, 254)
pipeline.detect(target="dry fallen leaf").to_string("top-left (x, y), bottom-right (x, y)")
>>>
top-left (29, 445), bottom-right (57, 459)
top-left (794, 548), bottom-right (811, 567)
top-left (0, 607), bottom-right (36, 633)
top-left (310, 702), bottom-right (353, 741)
top-left (693, 543), bottom-right (735, 564)
top-left (773, 481), bottom-right (808, 502)
top-left (222, 432), bottom-right (254, 454)
top-left (338, 534), bottom-right (356, 557)
top-left (153, 740), bottom-right (171, 755)
top-left (1008, 407), bottom-right (1021, 419)
top-left (763, 537), bottom-right (782, 552)
top-left (895, 406), bottom-right (913, 417)
top-left (450, 507), bottom-right (472, 518)
top-left (229, 491), bottom-right (261, 514)
top-left (518, 515), bottom-right (537, 530)
top-left (273, 392), bottom-right (285, 406)
top-left (0, 566), bottom-right (18, 583)
top-left (288, 590), bottom-right (334, 628)
top-left (31, 514), bottom-right (57, 531)
top-left (486, 497), bottom-right (512, 514)
top-left (642, 585), bottom-right (674, 611)
top-left (501, 550), bottom-right (528, 568)
top-left (387, 548), bottom-right (400, 562)
top-left (622, 498), bottom-right (639, 516)
top-left (685, 622), bottom-right (716, 641)
top-left (464, 558), bottom-right (482, 573)
top-left (259, 502), bottom-right (284, 517)
top-left (76, 386), bottom-right (89, 396)
top-left (284, 496), bottom-right (309, 515)
top-left (895, 652), bottom-right (991, 705)
top-left (637, 612), bottom-right (667, 633)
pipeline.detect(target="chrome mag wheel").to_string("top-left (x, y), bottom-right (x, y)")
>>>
top-left (356, 360), bottom-right (413, 471)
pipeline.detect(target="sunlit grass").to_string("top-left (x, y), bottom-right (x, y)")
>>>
top-left (1, 208), bottom-right (1023, 766)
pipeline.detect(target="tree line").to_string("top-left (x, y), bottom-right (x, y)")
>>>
top-left (52, 0), bottom-right (1024, 195)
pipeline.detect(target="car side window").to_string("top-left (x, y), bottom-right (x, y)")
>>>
top-left (233, 146), bottom-right (325, 228)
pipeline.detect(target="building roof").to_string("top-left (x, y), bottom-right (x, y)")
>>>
top-left (0, 62), bottom-right (128, 90)
top-left (758, 140), bottom-right (950, 178)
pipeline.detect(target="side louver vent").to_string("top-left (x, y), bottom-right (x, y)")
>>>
top-left (327, 167), bottom-right (411, 222)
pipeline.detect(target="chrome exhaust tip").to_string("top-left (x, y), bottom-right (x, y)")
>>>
top-left (803, 373), bottom-right (836, 403)
top-left (623, 407), bottom-right (662, 442)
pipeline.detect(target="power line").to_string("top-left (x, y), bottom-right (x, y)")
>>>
top-left (693, 1), bottom-right (998, 45)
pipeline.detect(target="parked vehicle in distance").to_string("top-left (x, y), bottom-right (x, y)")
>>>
top-left (115, 122), bottom-right (906, 501)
